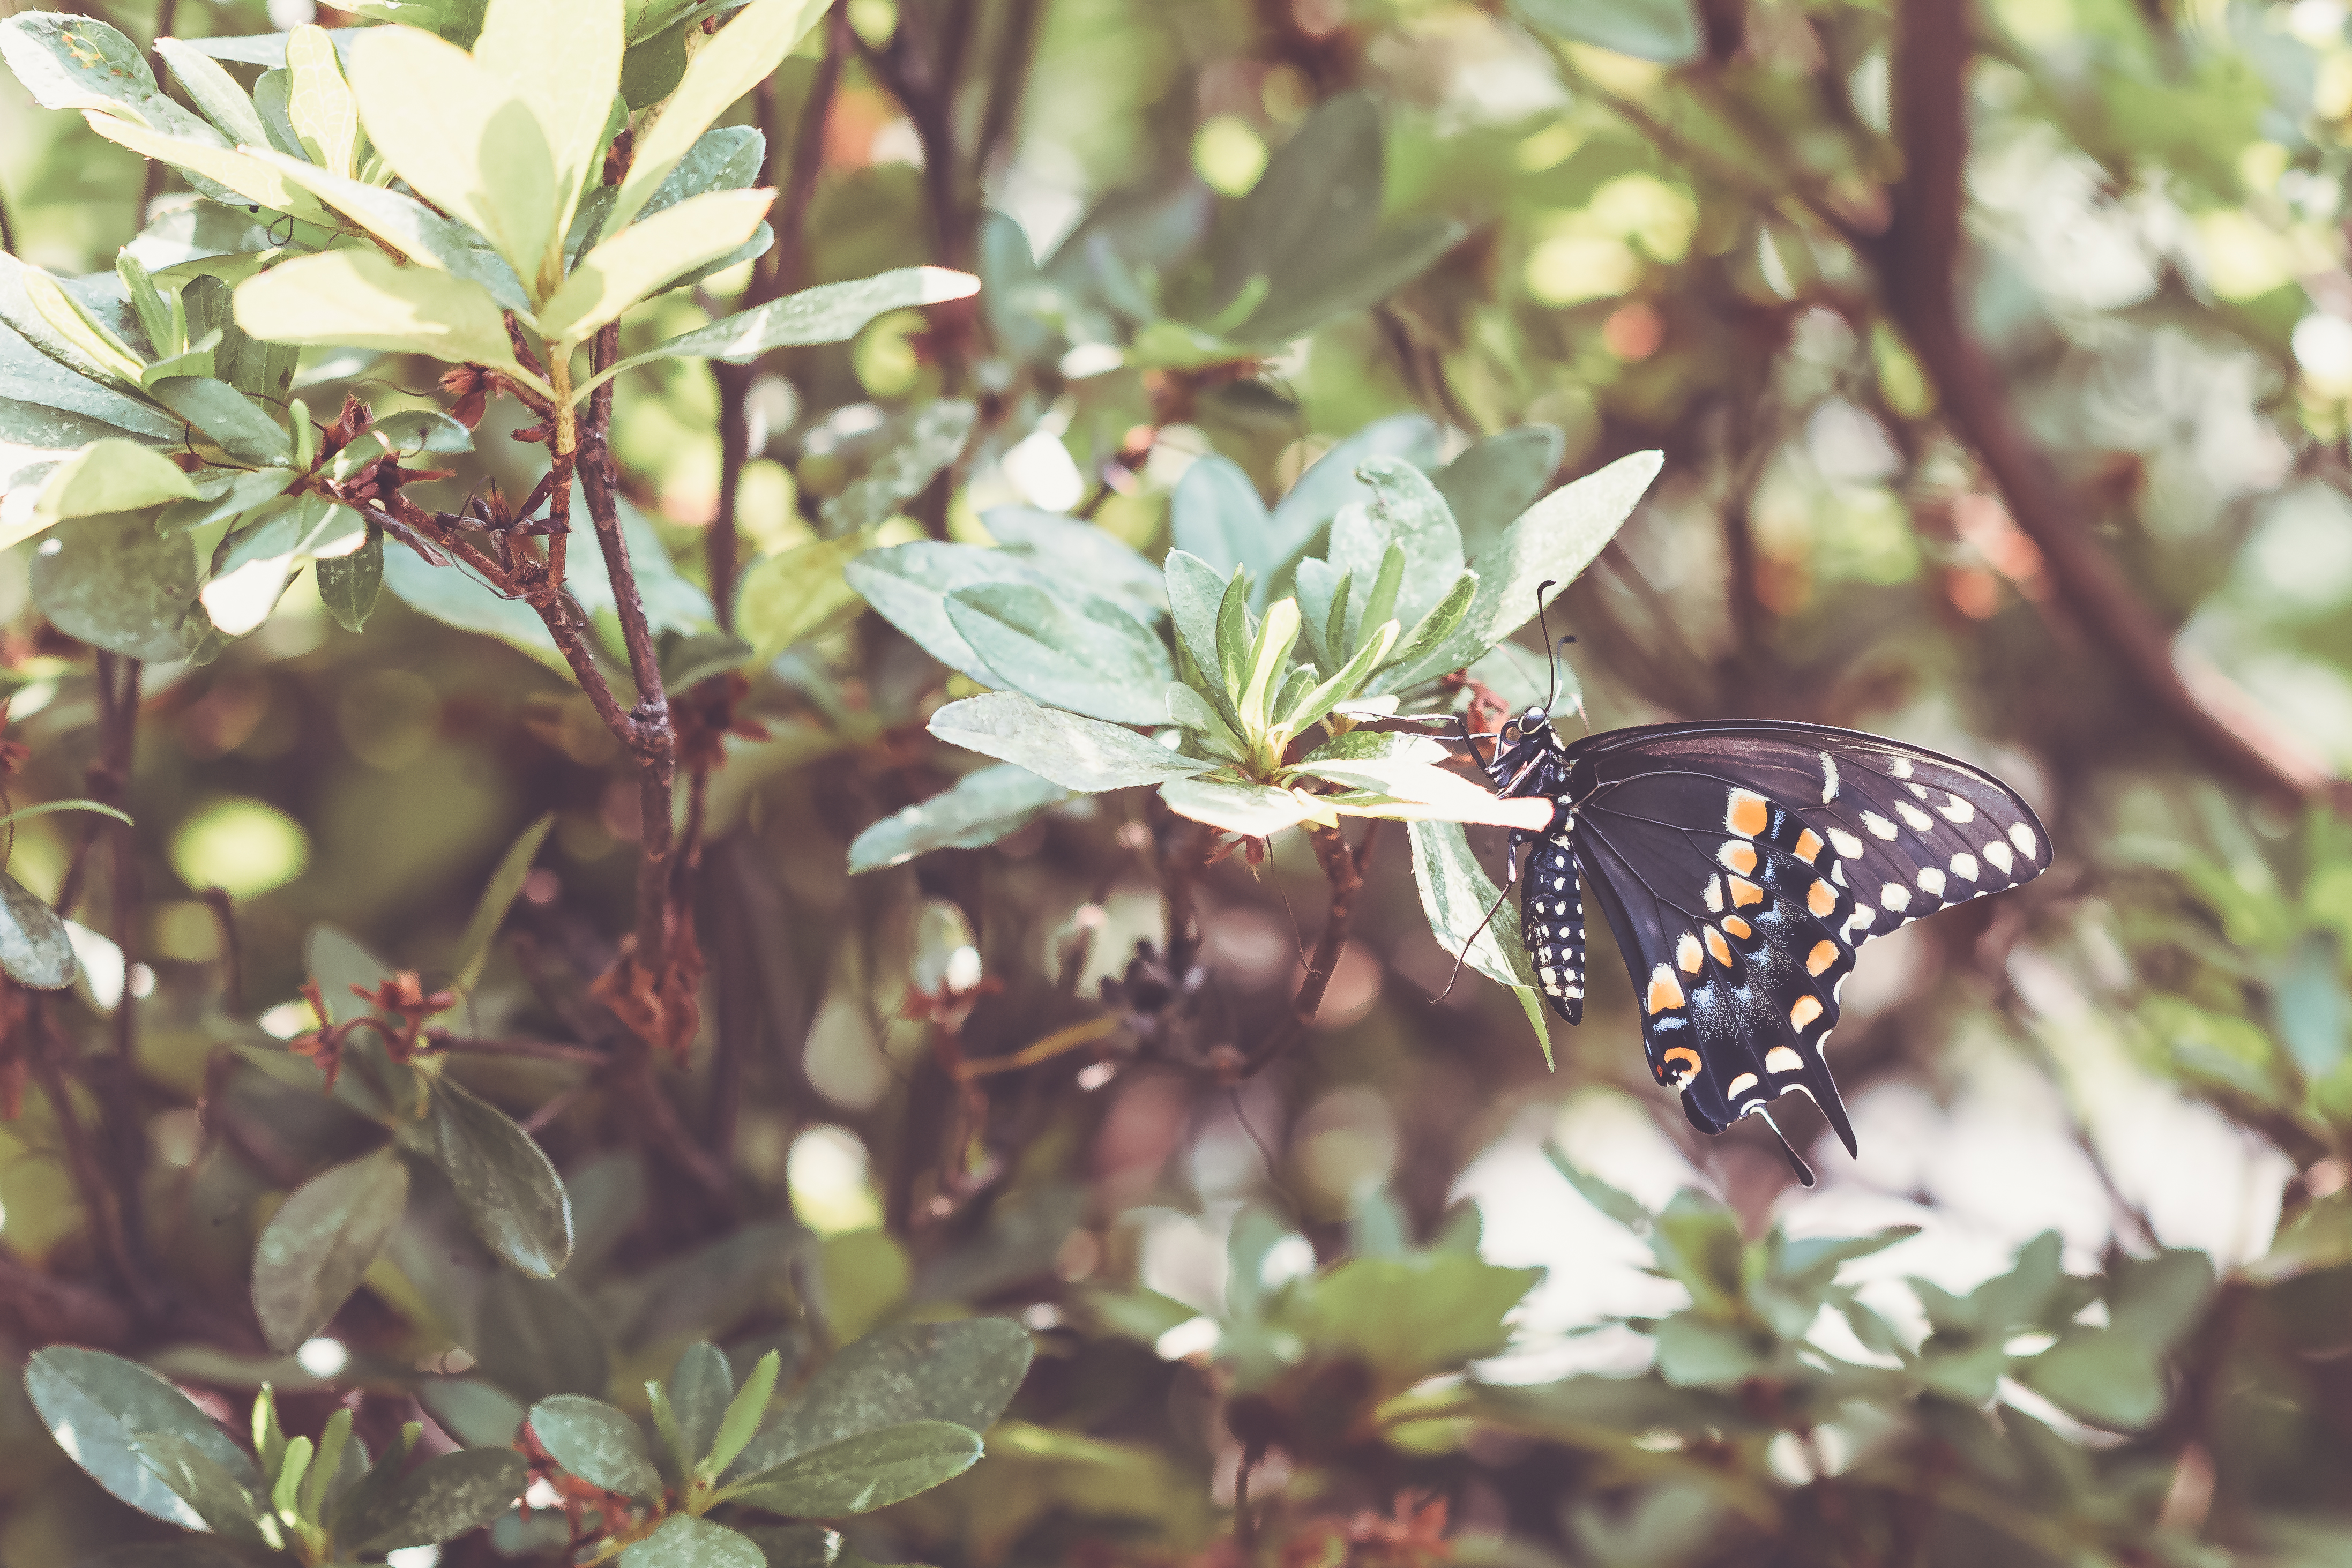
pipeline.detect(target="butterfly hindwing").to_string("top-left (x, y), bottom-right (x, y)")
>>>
top-left (1571, 774), bottom-right (1859, 1155)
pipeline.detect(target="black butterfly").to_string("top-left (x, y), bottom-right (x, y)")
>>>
top-left (1455, 599), bottom-right (2049, 1185)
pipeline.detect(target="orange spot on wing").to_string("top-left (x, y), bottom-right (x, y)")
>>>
top-left (1806, 939), bottom-right (1837, 976)
top-left (1793, 829), bottom-right (1824, 863)
top-left (1676, 933), bottom-right (1703, 974)
top-left (1719, 841), bottom-right (1758, 875)
top-left (1727, 789), bottom-right (1769, 838)
top-left (1661, 1046), bottom-right (1702, 1082)
top-left (1807, 879), bottom-right (1836, 917)
top-left (1645, 965), bottom-right (1686, 1014)
top-left (1721, 916), bottom-right (1752, 939)
top-left (1729, 876), bottom-right (1764, 908)
top-left (1704, 927), bottom-right (1732, 966)
top-left (1790, 995), bottom-right (1824, 1029)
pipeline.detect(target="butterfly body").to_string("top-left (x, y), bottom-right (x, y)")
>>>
top-left (1472, 707), bottom-right (2049, 1174)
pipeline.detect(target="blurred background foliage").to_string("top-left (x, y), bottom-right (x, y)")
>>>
top-left (7, 0), bottom-right (2352, 1563)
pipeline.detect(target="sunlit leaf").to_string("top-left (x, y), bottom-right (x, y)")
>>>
top-left (928, 692), bottom-right (1211, 793)
top-left (847, 764), bottom-right (1073, 873)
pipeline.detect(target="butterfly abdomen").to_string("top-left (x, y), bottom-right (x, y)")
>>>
top-left (1522, 826), bottom-right (1585, 1025)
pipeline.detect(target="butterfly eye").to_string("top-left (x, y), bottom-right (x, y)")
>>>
top-left (1521, 707), bottom-right (1548, 730)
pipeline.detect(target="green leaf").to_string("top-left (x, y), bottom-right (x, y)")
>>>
top-left (1266, 413), bottom-right (1441, 578)
top-left (473, 0), bottom-right (625, 268)
top-left (448, 813), bottom-right (555, 992)
top-left (0, 799), bottom-right (133, 833)
top-left (705, 1348), bottom-right (779, 1479)
top-left (1239, 215), bottom-right (1463, 346)
top-left (116, 252), bottom-right (175, 359)
top-left (146, 376), bottom-right (293, 466)
top-left (1296, 1252), bottom-right (1544, 1385)
top-left (1372, 570), bottom-right (1480, 692)
top-left (1543, 1143), bottom-right (1651, 1230)
top-left (152, 38), bottom-right (274, 148)
top-left (31, 511), bottom-right (203, 662)
top-left (1652, 1312), bottom-right (1770, 1387)
top-left (843, 541), bottom-right (1051, 685)
top-left (667, 1342), bottom-right (736, 1472)
top-left (325, 1421), bottom-right (421, 1544)
top-left (927, 692), bottom-right (1211, 793)
top-left (1212, 566), bottom-right (1252, 708)
top-left (1513, 0), bottom-right (1703, 64)
top-left (298, 1406), bottom-right (354, 1525)
top-left (1163, 550), bottom-right (1244, 731)
top-left (1275, 615), bottom-right (1398, 738)
top-left (621, 1514), bottom-right (768, 1568)
top-left (738, 1524), bottom-right (843, 1568)
top-left (541, 188), bottom-right (774, 346)
top-left (333, 1446), bottom-right (529, 1554)
top-left (1214, 94), bottom-right (1384, 327)
top-left (2013, 1328), bottom-right (2167, 1431)
top-left (0, 14), bottom-right (198, 126)
top-left (422, 1077), bottom-right (573, 1278)
top-left (416, 1379), bottom-right (527, 1448)
top-left (23, 438), bottom-right (198, 536)
top-left (722, 1422), bottom-right (982, 1517)
top-left (272, 1435), bottom-right (312, 1523)
top-left (0, 871), bottom-right (81, 990)
top-left (821, 400), bottom-right (976, 534)
top-left (1407, 819), bottom-right (1538, 992)
top-left (317, 533), bottom-right (385, 633)
top-left (11, 263), bottom-right (146, 390)
top-left (180, 274), bottom-right (298, 405)
top-left (2106, 1249), bottom-right (2216, 1355)
top-left (727, 1319), bottom-right (1032, 1482)
top-left (583, 267), bottom-right (979, 393)
top-left (529, 1395), bottom-right (664, 1499)
top-left (605, 0), bottom-right (829, 236)
top-left (1437, 425), bottom-right (1565, 554)
top-left (1170, 454), bottom-right (1273, 580)
top-left (251, 1388), bottom-right (288, 1482)
top-left (1158, 776), bottom-right (1334, 837)
top-left (1234, 596), bottom-right (1301, 739)
top-left (233, 250), bottom-right (527, 378)
top-left (1429, 450), bottom-right (1662, 673)
top-left (740, 532), bottom-right (872, 661)
top-left (1331, 458), bottom-right (1464, 647)
top-left (252, 1145), bottom-right (410, 1353)
top-left (126, 1432), bottom-right (272, 1543)
top-left (80, 117), bottom-right (343, 228)
top-left (285, 24), bottom-right (360, 177)
top-left (847, 763), bottom-right (1073, 873)
top-left (985, 507), bottom-right (1166, 622)
top-left (24, 1347), bottom-right (264, 1529)
top-left (247, 149), bottom-right (534, 314)
top-left (1291, 752), bottom-right (1552, 830)
top-left (942, 580), bottom-right (1174, 726)
top-left (348, 24), bottom-right (558, 292)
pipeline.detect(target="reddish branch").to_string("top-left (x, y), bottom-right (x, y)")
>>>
top-left (1229, 820), bottom-right (1378, 1079)
top-left (1872, 0), bottom-right (2339, 809)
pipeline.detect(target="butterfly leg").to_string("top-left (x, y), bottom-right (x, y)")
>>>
top-left (1434, 828), bottom-right (1532, 1003)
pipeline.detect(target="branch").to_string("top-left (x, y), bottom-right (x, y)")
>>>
top-left (1874, 0), bottom-right (2339, 809)
top-left (1227, 820), bottom-right (1377, 1080)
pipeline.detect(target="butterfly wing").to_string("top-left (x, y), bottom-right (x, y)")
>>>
top-left (1565, 721), bottom-right (2049, 1155)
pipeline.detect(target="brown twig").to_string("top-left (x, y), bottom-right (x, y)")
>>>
top-left (424, 1034), bottom-right (608, 1066)
top-left (1229, 821), bottom-right (1377, 1079)
top-left (1870, 0), bottom-right (2338, 809)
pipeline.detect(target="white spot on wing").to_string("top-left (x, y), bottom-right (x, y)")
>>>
top-left (1765, 1046), bottom-right (1803, 1073)
top-left (1939, 793), bottom-right (1975, 824)
top-left (1896, 801), bottom-right (1935, 832)
top-left (1888, 756), bottom-right (1914, 779)
top-left (1880, 883), bottom-right (1911, 910)
top-left (2009, 822), bottom-right (2039, 860)
top-left (1984, 839), bottom-right (2015, 875)
top-left (1726, 1072), bottom-right (1759, 1097)
top-left (1918, 867), bottom-right (1947, 898)
top-left (1820, 751), bottom-right (1840, 803)
top-left (1703, 877), bottom-right (1724, 913)
top-left (1951, 852), bottom-right (1978, 880)
top-left (1828, 827), bottom-right (1864, 859)
top-left (1862, 812), bottom-right (1898, 841)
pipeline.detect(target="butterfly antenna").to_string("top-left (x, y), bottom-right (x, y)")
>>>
top-left (1535, 580), bottom-right (1560, 713)
top-left (1434, 880), bottom-right (1517, 1003)
top-left (1750, 1106), bottom-right (1816, 1188)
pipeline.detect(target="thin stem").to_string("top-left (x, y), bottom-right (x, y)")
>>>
top-left (1229, 820), bottom-right (1377, 1080)
top-left (29, 1004), bottom-right (154, 1318)
top-left (426, 1035), bottom-right (608, 1065)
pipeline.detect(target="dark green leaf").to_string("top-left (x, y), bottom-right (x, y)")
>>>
top-left (927, 692), bottom-right (1211, 793)
top-left (30, 511), bottom-right (202, 661)
top-left (669, 1341), bottom-right (735, 1470)
top-left (123, 1433), bottom-right (271, 1543)
top-left (984, 507), bottom-right (1166, 621)
top-left (1331, 458), bottom-right (1464, 648)
top-left (727, 1319), bottom-right (1032, 1481)
top-left (1266, 413), bottom-right (1440, 569)
top-left (1652, 1312), bottom-right (1769, 1387)
top-left (252, 1144), bottom-right (410, 1353)
top-left (416, 1379), bottom-right (527, 1448)
top-left (621, 18), bottom-right (691, 107)
top-left (0, 870), bottom-right (77, 989)
top-left (846, 763), bottom-right (1073, 873)
top-left (1407, 818), bottom-right (1537, 991)
top-left (721, 1421), bottom-right (984, 1517)
top-left (472, 1272), bottom-right (610, 1403)
top-left (738, 1524), bottom-right (841, 1568)
top-left (942, 580), bottom-right (1174, 726)
top-left (1297, 1252), bottom-right (1544, 1383)
top-left (1648, 1190), bottom-right (1744, 1316)
top-left (1163, 550), bottom-right (1244, 730)
top-left (621, 1514), bottom-right (767, 1568)
top-left (705, 1348), bottom-right (779, 1479)
top-left (24, 1347), bottom-right (264, 1529)
top-left (2105, 1249), bottom-right (2216, 1356)
top-left (1214, 94), bottom-right (1384, 323)
top-left (333, 1446), bottom-right (528, 1554)
top-left (845, 540), bottom-right (1063, 686)
top-left (1542, 1143), bottom-right (1652, 1231)
top-left (1239, 215), bottom-right (1465, 346)
top-left (422, 1077), bottom-right (573, 1278)
top-left (593, 270), bottom-right (979, 387)
top-left (529, 1394), bottom-right (664, 1500)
